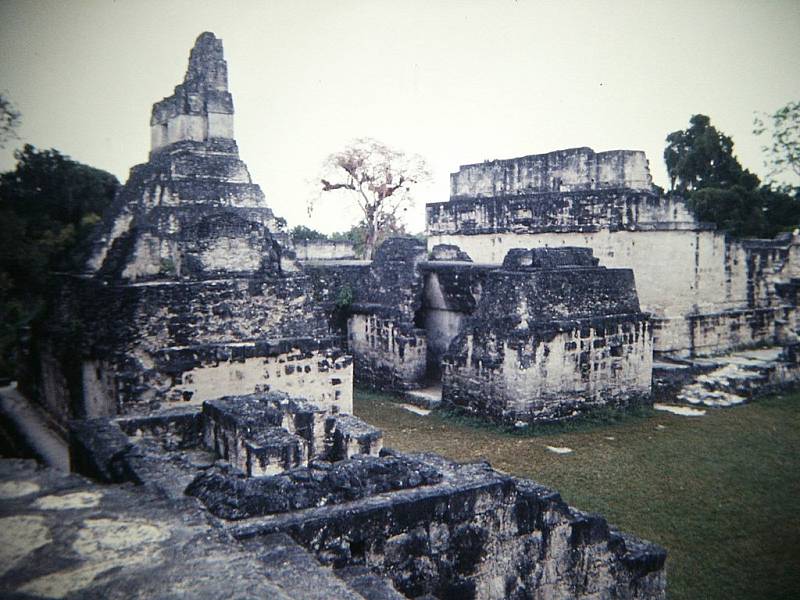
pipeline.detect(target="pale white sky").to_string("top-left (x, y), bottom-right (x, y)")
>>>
top-left (1, 0), bottom-right (799, 234)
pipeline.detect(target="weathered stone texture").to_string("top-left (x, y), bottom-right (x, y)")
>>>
top-left (150, 32), bottom-right (234, 151)
top-left (308, 238), bottom-right (431, 391)
top-left (428, 147), bottom-right (800, 357)
top-left (295, 239), bottom-right (357, 261)
top-left (31, 32), bottom-right (352, 420)
top-left (450, 147), bottom-right (654, 197)
top-left (443, 248), bottom-right (653, 424)
top-left (65, 390), bottom-right (666, 599)
top-left (231, 454), bottom-right (666, 600)
top-left (348, 314), bottom-right (428, 391)
top-left (0, 459), bottom-right (303, 599)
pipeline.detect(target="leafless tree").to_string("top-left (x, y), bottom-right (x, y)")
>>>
top-left (0, 94), bottom-right (21, 148)
top-left (313, 138), bottom-right (430, 259)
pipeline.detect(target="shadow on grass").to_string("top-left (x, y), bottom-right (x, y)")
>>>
top-left (432, 403), bottom-right (656, 438)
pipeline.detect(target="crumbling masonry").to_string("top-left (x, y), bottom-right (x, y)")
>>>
top-left (7, 32), bottom-right (670, 599)
top-left (25, 32), bottom-right (352, 428)
top-left (426, 147), bottom-right (800, 358)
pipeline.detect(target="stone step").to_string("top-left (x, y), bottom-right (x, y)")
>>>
top-left (402, 385), bottom-right (442, 409)
top-left (693, 364), bottom-right (770, 397)
top-left (335, 566), bottom-right (407, 600)
top-left (246, 533), bottom-right (367, 600)
top-left (676, 384), bottom-right (746, 407)
top-left (673, 347), bottom-right (790, 408)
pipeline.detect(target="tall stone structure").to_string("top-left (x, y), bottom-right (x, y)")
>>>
top-left (30, 32), bottom-right (352, 425)
top-left (427, 147), bottom-right (800, 357)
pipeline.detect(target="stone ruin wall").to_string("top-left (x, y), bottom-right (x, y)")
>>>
top-left (66, 397), bottom-right (666, 599)
top-left (305, 239), bottom-right (432, 392)
top-left (294, 239), bottom-right (357, 261)
top-left (428, 148), bottom-right (800, 357)
top-left (445, 319), bottom-right (653, 424)
top-left (442, 249), bottom-right (653, 424)
top-left (27, 32), bottom-right (353, 423)
top-left (306, 241), bottom-right (655, 426)
top-left (450, 147), bottom-right (654, 196)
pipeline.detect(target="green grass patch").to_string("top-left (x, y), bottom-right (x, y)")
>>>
top-left (434, 402), bottom-right (656, 437)
top-left (355, 389), bottom-right (800, 600)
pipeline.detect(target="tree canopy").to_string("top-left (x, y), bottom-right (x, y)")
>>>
top-left (754, 100), bottom-right (800, 192)
top-left (665, 114), bottom-right (800, 239)
top-left (313, 138), bottom-right (430, 259)
top-left (0, 145), bottom-right (120, 377)
top-left (289, 225), bottom-right (329, 243)
top-left (664, 114), bottom-right (758, 193)
top-left (289, 219), bottom-right (417, 259)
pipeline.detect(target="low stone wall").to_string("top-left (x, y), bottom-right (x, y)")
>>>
top-left (231, 453), bottom-right (666, 599)
top-left (442, 248), bottom-right (653, 424)
top-left (445, 318), bottom-right (653, 423)
top-left (348, 314), bottom-right (427, 391)
top-left (163, 343), bottom-right (353, 414)
top-left (295, 240), bottom-right (356, 260)
top-left (688, 306), bottom-right (797, 357)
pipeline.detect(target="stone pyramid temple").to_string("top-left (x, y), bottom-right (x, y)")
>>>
top-left (30, 32), bottom-right (352, 424)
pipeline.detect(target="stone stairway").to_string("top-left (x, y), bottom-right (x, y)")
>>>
top-left (402, 385), bottom-right (442, 409)
top-left (673, 348), bottom-right (785, 407)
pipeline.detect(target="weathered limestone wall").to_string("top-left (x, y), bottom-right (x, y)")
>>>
top-left (429, 230), bottom-right (799, 355)
top-left (445, 320), bottom-right (653, 423)
top-left (451, 147), bottom-right (654, 197)
top-left (442, 248), bottom-right (653, 424)
top-left (347, 314), bottom-right (427, 390)
top-left (231, 454), bottom-right (666, 599)
top-left (306, 239), bottom-right (432, 390)
top-left (31, 32), bottom-right (353, 422)
top-left (428, 149), bottom-right (800, 356)
top-left (427, 190), bottom-right (696, 238)
top-left (170, 347), bottom-right (352, 413)
top-left (303, 261), bottom-right (372, 341)
top-left (294, 240), bottom-right (356, 261)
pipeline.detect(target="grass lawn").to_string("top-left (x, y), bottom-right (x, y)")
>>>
top-left (354, 390), bottom-right (800, 600)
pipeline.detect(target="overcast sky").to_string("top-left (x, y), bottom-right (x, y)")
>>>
top-left (1, 0), bottom-right (799, 233)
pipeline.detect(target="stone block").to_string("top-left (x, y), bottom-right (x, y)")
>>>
top-left (326, 413), bottom-right (383, 460)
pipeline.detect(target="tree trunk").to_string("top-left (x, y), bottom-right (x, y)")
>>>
top-left (364, 212), bottom-right (377, 260)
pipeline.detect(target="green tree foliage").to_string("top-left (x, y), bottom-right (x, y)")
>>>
top-left (665, 115), bottom-right (800, 238)
top-left (754, 100), bottom-right (800, 192)
top-left (687, 186), bottom-right (800, 238)
top-left (329, 215), bottom-right (409, 259)
top-left (289, 225), bottom-right (328, 243)
top-left (664, 114), bottom-right (758, 193)
top-left (0, 145), bottom-right (120, 377)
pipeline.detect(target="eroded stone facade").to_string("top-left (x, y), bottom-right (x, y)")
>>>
top-left (67, 398), bottom-right (666, 599)
top-left (26, 32), bottom-right (352, 421)
top-left (443, 248), bottom-right (652, 424)
top-left (428, 147), bottom-right (800, 357)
